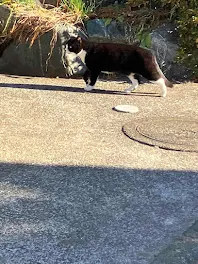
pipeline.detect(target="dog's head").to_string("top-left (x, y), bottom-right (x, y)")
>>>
top-left (67, 36), bottom-right (83, 54)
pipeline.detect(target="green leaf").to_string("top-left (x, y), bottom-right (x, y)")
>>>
top-left (116, 15), bottom-right (124, 23)
top-left (104, 18), bottom-right (112, 27)
top-left (144, 33), bottom-right (151, 48)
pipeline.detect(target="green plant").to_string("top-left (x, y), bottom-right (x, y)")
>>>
top-left (137, 30), bottom-right (151, 48)
top-left (84, 0), bottom-right (105, 13)
top-left (177, 9), bottom-right (198, 75)
top-left (155, 0), bottom-right (198, 76)
top-left (60, 0), bottom-right (89, 18)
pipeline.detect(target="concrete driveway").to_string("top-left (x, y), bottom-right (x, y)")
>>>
top-left (0, 74), bottom-right (198, 263)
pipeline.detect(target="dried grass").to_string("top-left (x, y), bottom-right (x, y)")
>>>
top-left (1, 3), bottom-right (81, 46)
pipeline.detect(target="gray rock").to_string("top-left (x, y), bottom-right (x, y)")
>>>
top-left (0, 5), bottom-right (86, 77)
top-left (107, 20), bottom-right (125, 41)
top-left (86, 19), bottom-right (127, 43)
top-left (86, 19), bottom-right (110, 40)
top-left (152, 22), bottom-right (179, 44)
top-left (0, 14), bottom-right (84, 77)
top-left (151, 23), bottom-right (191, 81)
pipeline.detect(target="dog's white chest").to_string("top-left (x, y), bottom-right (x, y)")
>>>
top-left (77, 49), bottom-right (87, 64)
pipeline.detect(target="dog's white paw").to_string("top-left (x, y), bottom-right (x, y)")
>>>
top-left (160, 92), bottom-right (167, 97)
top-left (124, 86), bottom-right (136, 94)
top-left (84, 84), bottom-right (94, 91)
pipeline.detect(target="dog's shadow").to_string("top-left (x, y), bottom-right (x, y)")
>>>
top-left (0, 82), bottom-right (158, 97)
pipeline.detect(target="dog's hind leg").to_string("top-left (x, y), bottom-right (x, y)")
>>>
top-left (124, 73), bottom-right (139, 93)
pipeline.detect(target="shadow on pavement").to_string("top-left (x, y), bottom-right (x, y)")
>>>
top-left (0, 162), bottom-right (198, 263)
top-left (0, 82), bottom-right (157, 96)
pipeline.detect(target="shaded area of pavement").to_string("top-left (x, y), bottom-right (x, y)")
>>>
top-left (0, 162), bottom-right (198, 264)
top-left (0, 82), bottom-right (158, 96)
top-left (0, 82), bottom-right (123, 95)
top-left (153, 220), bottom-right (198, 264)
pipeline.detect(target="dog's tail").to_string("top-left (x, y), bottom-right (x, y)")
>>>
top-left (164, 78), bottom-right (173, 88)
top-left (154, 56), bottom-right (174, 88)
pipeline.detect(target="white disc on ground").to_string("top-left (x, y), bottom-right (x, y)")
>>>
top-left (113, 105), bottom-right (139, 113)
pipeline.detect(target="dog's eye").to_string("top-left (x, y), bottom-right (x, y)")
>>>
top-left (69, 46), bottom-right (72, 49)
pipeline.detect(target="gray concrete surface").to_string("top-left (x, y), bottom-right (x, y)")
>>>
top-left (0, 74), bottom-right (198, 263)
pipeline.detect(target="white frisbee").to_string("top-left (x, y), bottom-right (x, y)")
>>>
top-left (113, 105), bottom-right (139, 113)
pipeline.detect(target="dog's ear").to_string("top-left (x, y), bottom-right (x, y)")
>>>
top-left (76, 36), bottom-right (82, 43)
